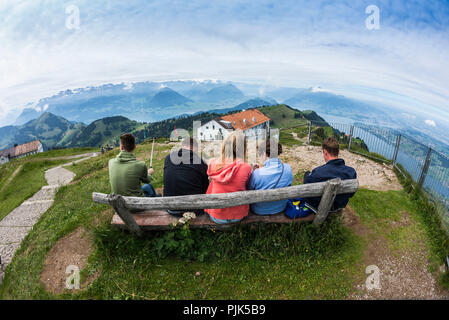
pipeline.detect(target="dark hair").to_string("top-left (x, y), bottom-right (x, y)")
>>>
top-left (120, 133), bottom-right (136, 152)
top-left (259, 139), bottom-right (282, 158)
top-left (322, 137), bottom-right (339, 156)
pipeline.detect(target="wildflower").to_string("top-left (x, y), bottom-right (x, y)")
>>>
top-left (183, 212), bottom-right (196, 220)
top-left (195, 271), bottom-right (201, 277)
top-left (178, 217), bottom-right (187, 224)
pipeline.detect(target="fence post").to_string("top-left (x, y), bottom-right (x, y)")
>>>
top-left (348, 125), bottom-right (354, 150)
top-left (392, 134), bottom-right (401, 165)
top-left (418, 147), bottom-right (432, 190)
top-left (308, 121), bottom-right (311, 145)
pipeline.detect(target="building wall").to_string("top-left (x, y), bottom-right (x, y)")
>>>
top-left (0, 156), bottom-right (9, 165)
top-left (197, 120), bottom-right (231, 141)
top-left (243, 121), bottom-right (270, 139)
top-left (198, 120), bottom-right (271, 141)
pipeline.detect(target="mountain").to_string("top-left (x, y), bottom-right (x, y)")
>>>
top-left (13, 108), bottom-right (43, 125)
top-left (0, 112), bottom-right (79, 150)
top-left (0, 126), bottom-right (19, 150)
top-left (232, 98), bottom-right (277, 110)
top-left (13, 81), bottom-right (250, 124)
top-left (283, 89), bottom-right (392, 123)
top-left (131, 104), bottom-right (328, 141)
top-left (199, 84), bottom-right (245, 103)
top-left (61, 116), bottom-right (144, 148)
top-left (0, 105), bottom-right (331, 151)
top-left (257, 104), bottom-right (327, 128)
top-left (200, 98), bottom-right (277, 115)
top-left (148, 87), bottom-right (191, 108)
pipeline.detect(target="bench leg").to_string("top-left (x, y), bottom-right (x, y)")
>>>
top-left (108, 194), bottom-right (144, 237)
top-left (313, 178), bottom-right (341, 226)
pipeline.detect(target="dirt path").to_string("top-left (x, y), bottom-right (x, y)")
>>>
top-left (0, 153), bottom-right (98, 284)
top-left (342, 206), bottom-right (449, 299)
top-left (281, 145), bottom-right (402, 191)
top-left (0, 165), bottom-right (23, 194)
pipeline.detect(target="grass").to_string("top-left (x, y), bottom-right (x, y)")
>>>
top-left (25, 147), bottom-right (96, 160)
top-left (0, 142), bottom-right (363, 299)
top-left (0, 159), bottom-right (68, 220)
top-left (350, 186), bottom-right (449, 289)
top-left (279, 131), bottom-right (299, 147)
top-left (0, 147), bottom-right (98, 220)
top-left (1, 142), bottom-right (448, 299)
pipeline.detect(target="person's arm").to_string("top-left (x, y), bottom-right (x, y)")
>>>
top-left (247, 172), bottom-right (257, 190)
top-left (304, 167), bottom-right (320, 184)
top-left (140, 164), bottom-right (152, 183)
top-left (287, 167), bottom-right (294, 187)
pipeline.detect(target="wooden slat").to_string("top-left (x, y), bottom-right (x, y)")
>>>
top-left (108, 194), bottom-right (144, 237)
top-left (314, 178), bottom-right (341, 226)
top-left (92, 178), bottom-right (358, 211)
top-left (111, 210), bottom-right (316, 231)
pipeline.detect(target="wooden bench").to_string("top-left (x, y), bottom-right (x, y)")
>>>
top-left (92, 178), bottom-right (358, 236)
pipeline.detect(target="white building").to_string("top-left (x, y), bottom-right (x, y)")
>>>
top-left (0, 140), bottom-right (44, 164)
top-left (198, 109), bottom-right (271, 141)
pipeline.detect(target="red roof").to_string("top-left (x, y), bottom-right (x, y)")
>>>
top-left (0, 140), bottom-right (41, 158)
top-left (220, 109), bottom-right (270, 131)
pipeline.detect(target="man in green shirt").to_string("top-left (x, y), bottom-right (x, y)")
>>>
top-left (109, 133), bottom-right (157, 197)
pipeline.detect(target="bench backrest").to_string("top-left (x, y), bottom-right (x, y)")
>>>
top-left (92, 178), bottom-right (358, 236)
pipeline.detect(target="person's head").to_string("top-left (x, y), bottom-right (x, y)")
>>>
top-left (258, 139), bottom-right (282, 162)
top-left (181, 137), bottom-right (198, 152)
top-left (322, 137), bottom-right (339, 162)
top-left (120, 133), bottom-right (136, 152)
top-left (221, 130), bottom-right (247, 165)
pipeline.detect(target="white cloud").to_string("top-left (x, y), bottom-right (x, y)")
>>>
top-left (401, 113), bottom-right (416, 120)
top-left (0, 1), bottom-right (448, 128)
top-left (424, 119), bottom-right (436, 127)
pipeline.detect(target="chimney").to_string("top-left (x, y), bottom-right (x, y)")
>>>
top-left (252, 116), bottom-right (256, 123)
top-left (243, 118), bottom-right (247, 125)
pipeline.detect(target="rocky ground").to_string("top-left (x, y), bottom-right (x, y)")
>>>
top-left (281, 145), bottom-right (402, 191)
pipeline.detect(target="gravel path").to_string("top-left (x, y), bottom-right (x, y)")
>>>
top-left (0, 153), bottom-right (97, 283)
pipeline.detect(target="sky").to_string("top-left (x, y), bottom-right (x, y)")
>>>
top-left (0, 0), bottom-right (449, 129)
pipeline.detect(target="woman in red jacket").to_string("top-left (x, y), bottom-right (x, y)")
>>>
top-left (206, 130), bottom-right (252, 224)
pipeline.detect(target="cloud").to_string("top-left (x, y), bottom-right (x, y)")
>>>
top-left (401, 113), bottom-right (416, 120)
top-left (424, 119), bottom-right (436, 127)
top-left (0, 0), bottom-right (449, 127)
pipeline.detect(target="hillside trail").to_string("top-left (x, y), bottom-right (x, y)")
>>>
top-left (0, 153), bottom-right (98, 284)
top-left (0, 165), bottom-right (23, 194)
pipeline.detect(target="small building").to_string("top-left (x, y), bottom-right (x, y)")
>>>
top-left (198, 109), bottom-right (270, 141)
top-left (0, 140), bottom-right (44, 164)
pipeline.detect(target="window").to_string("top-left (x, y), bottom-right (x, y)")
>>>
top-left (206, 126), bottom-right (209, 129)
top-left (213, 125), bottom-right (215, 130)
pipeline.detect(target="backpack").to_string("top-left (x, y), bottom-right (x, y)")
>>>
top-left (285, 198), bottom-right (313, 219)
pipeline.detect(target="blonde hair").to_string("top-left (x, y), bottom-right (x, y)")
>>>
top-left (219, 130), bottom-right (248, 168)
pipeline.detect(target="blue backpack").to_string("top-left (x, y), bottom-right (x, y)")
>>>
top-left (285, 198), bottom-right (313, 219)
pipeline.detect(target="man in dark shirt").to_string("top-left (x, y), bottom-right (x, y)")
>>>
top-left (163, 137), bottom-right (209, 216)
top-left (303, 137), bottom-right (357, 211)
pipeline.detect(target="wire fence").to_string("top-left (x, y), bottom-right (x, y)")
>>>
top-left (308, 120), bottom-right (449, 234)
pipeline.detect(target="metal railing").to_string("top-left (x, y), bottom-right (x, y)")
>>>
top-left (307, 120), bottom-right (449, 233)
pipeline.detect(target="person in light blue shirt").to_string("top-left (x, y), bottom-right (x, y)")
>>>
top-left (248, 140), bottom-right (293, 215)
